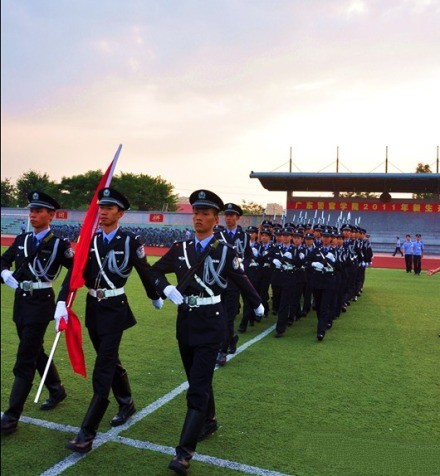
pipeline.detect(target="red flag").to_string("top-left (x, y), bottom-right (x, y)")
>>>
top-left (62, 145), bottom-right (122, 377)
top-left (58, 309), bottom-right (85, 375)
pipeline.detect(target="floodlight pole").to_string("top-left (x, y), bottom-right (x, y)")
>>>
top-left (385, 146), bottom-right (388, 173)
top-left (436, 145), bottom-right (439, 173)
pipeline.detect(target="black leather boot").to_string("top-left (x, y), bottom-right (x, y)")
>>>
top-left (198, 389), bottom-right (218, 441)
top-left (110, 371), bottom-right (136, 427)
top-left (1, 377), bottom-right (33, 435)
top-left (168, 409), bottom-right (205, 474)
top-left (66, 394), bottom-right (109, 453)
top-left (40, 383), bottom-right (67, 410)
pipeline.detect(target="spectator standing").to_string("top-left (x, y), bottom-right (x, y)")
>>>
top-left (392, 236), bottom-right (403, 256)
top-left (402, 234), bottom-right (414, 273)
top-left (412, 234), bottom-right (424, 276)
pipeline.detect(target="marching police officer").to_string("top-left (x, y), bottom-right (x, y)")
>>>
top-left (341, 224), bottom-right (358, 309)
top-left (151, 190), bottom-right (264, 475)
top-left (1, 191), bottom-right (74, 435)
top-left (61, 188), bottom-right (162, 453)
top-left (301, 232), bottom-right (315, 316)
top-left (239, 226), bottom-right (261, 332)
top-left (273, 229), bottom-right (306, 338)
top-left (304, 227), bottom-right (337, 341)
top-left (214, 203), bottom-right (252, 365)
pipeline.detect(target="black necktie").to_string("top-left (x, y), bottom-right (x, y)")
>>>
top-left (31, 236), bottom-right (38, 252)
top-left (196, 242), bottom-right (203, 254)
top-left (103, 237), bottom-right (109, 246)
top-left (229, 231), bottom-right (234, 239)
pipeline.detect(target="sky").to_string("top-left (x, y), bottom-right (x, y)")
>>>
top-left (2, 0), bottom-right (440, 208)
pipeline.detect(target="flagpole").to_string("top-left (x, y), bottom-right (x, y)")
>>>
top-left (34, 144), bottom-right (122, 402)
top-left (34, 332), bottom-right (62, 403)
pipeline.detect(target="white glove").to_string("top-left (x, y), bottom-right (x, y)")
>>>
top-left (299, 252), bottom-right (305, 260)
top-left (152, 298), bottom-right (164, 310)
top-left (54, 301), bottom-right (68, 332)
top-left (312, 262), bottom-right (324, 270)
top-left (361, 261), bottom-right (366, 267)
top-left (283, 251), bottom-right (292, 259)
top-left (1, 270), bottom-right (18, 289)
top-left (254, 304), bottom-right (265, 317)
top-left (273, 259), bottom-right (282, 269)
top-left (164, 285), bottom-right (184, 305)
top-left (252, 247), bottom-right (259, 257)
top-left (325, 252), bottom-right (336, 262)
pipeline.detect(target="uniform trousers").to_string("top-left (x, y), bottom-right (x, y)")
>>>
top-left (333, 273), bottom-right (345, 319)
top-left (276, 274), bottom-right (302, 333)
top-left (178, 341), bottom-right (218, 418)
top-left (312, 286), bottom-right (334, 334)
top-left (354, 265), bottom-right (365, 295)
top-left (240, 267), bottom-right (261, 329)
top-left (13, 321), bottom-right (62, 387)
top-left (220, 288), bottom-right (240, 352)
top-left (87, 328), bottom-right (124, 398)
top-left (343, 264), bottom-right (357, 304)
top-left (413, 255), bottom-right (422, 275)
top-left (405, 254), bottom-right (413, 273)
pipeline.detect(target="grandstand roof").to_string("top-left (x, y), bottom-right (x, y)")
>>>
top-left (249, 172), bottom-right (440, 195)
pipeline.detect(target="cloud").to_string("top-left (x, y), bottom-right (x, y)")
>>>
top-left (2, 0), bottom-right (440, 206)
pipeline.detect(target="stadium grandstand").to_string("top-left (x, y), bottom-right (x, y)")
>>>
top-left (2, 168), bottom-right (439, 254)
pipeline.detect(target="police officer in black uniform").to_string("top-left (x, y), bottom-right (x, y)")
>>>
top-left (151, 190), bottom-right (264, 475)
top-left (301, 232), bottom-right (315, 316)
top-left (214, 203), bottom-right (252, 366)
top-left (62, 188), bottom-right (162, 453)
top-left (341, 224), bottom-right (358, 310)
top-left (273, 228), bottom-right (306, 337)
top-left (304, 227), bottom-right (337, 341)
top-left (238, 226), bottom-right (261, 332)
top-left (1, 191), bottom-right (74, 435)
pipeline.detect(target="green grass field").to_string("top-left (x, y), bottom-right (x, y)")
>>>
top-left (1, 248), bottom-right (440, 476)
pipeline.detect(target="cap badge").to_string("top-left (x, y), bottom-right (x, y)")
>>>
top-left (33, 192), bottom-right (39, 200)
top-left (198, 191), bottom-right (206, 199)
top-left (103, 189), bottom-right (110, 197)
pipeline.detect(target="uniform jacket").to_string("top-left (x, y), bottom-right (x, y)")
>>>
top-left (304, 244), bottom-right (337, 290)
top-left (1, 231), bottom-right (73, 324)
top-left (61, 228), bottom-right (159, 336)
top-left (151, 237), bottom-right (261, 346)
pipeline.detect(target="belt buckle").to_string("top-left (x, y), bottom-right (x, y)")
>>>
top-left (22, 280), bottom-right (33, 295)
top-left (96, 288), bottom-right (106, 301)
top-left (187, 295), bottom-right (199, 308)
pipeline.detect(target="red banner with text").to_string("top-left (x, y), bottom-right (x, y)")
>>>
top-left (287, 200), bottom-right (440, 213)
top-left (55, 210), bottom-right (68, 219)
top-left (149, 213), bottom-right (164, 223)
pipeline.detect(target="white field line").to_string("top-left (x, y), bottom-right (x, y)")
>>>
top-left (25, 323), bottom-right (284, 475)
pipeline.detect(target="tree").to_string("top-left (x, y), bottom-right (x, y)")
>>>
top-left (335, 191), bottom-right (379, 199)
top-left (413, 163), bottom-right (436, 199)
top-left (1, 178), bottom-right (17, 207)
top-left (59, 170), bottom-right (105, 209)
top-left (112, 172), bottom-right (179, 211)
top-left (15, 171), bottom-right (60, 207)
top-left (241, 200), bottom-right (264, 215)
top-left (415, 163), bottom-right (432, 174)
